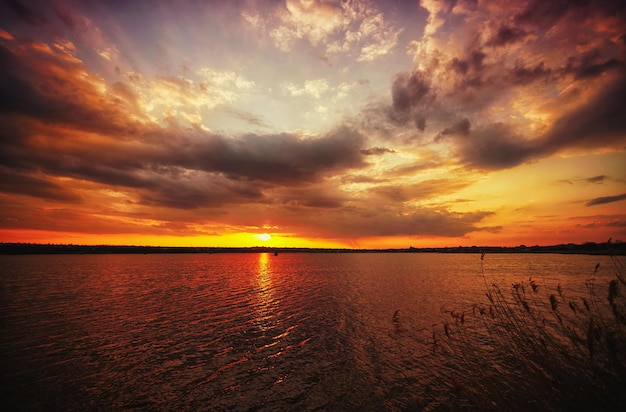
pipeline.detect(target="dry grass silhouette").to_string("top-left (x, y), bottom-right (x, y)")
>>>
top-left (425, 241), bottom-right (626, 411)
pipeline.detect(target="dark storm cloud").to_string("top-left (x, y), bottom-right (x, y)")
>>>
top-left (556, 175), bottom-right (608, 185)
top-left (391, 71), bottom-right (431, 113)
top-left (568, 214), bottom-right (626, 233)
top-left (462, 134), bottom-right (532, 169)
top-left (564, 51), bottom-right (624, 79)
top-left (449, 51), bottom-right (486, 75)
top-left (0, 195), bottom-right (217, 235)
top-left (372, 179), bottom-right (471, 203)
top-left (586, 175), bottom-right (607, 184)
top-left (436, 71), bottom-right (626, 170)
top-left (412, 0), bottom-right (626, 172)
top-left (415, 115), bottom-right (426, 131)
top-left (386, 71), bottom-right (435, 129)
top-left (326, 208), bottom-right (494, 238)
top-left (486, 25), bottom-right (530, 47)
top-left (539, 74), bottom-right (626, 152)
top-left (274, 186), bottom-right (348, 209)
top-left (442, 123), bottom-right (535, 170)
top-left (573, 59), bottom-right (623, 79)
top-left (256, 198), bottom-right (494, 239)
top-left (139, 174), bottom-right (265, 209)
top-left (511, 62), bottom-right (551, 84)
top-left (179, 126), bottom-right (368, 185)
top-left (514, 0), bottom-right (570, 26)
top-left (52, 2), bottom-right (80, 30)
top-left (0, 198), bottom-right (94, 232)
top-left (0, 126), bottom-right (367, 209)
top-left (5, 0), bottom-right (48, 26)
top-left (470, 50), bottom-right (486, 70)
top-left (515, 0), bottom-right (626, 27)
top-left (388, 0), bottom-right (626, 180)
top-left (435, 118), bottom-right (471, 142)
top-left (0, 168), bottom-right (81, 202)
top-left (5, 127), bottom-right (364, 208)
top-left (0, 122), bottom-right (369, 206)
top-left (360, 147), bottom-right (395, 156)
top-left (606, 219), bottom-right (626, 227)
top-left (449, 58), bottom-right (470, 75)
top-left (0, 44), bottom-right (141, 137)
top-left (586, 193), bottom-right (626, 206)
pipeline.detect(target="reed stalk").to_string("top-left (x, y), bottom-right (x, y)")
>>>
top-left (426, 241), bottom-right (626, 411)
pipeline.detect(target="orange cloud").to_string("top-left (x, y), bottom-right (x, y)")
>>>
top-left (1, 0), bottom-right (624, 247)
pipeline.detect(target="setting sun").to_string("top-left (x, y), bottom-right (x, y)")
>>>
top-left (255, 233), bottom-right (272, 242)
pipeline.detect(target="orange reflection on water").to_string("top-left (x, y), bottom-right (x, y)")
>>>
top-left (255, 253), bottom-right (276, 332)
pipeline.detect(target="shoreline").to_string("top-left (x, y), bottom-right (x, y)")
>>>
top-left (1, 242), bottom-right (624, 256)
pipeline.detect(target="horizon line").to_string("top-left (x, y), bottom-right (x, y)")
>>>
top-left (1, 240), bottom-right (624, 256)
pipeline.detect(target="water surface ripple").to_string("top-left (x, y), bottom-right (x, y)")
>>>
top-left (0, 252), bottom-right (614, 410)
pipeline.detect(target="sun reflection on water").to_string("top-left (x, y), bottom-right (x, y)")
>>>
top-left (255, 253), bottom-right (275, 332)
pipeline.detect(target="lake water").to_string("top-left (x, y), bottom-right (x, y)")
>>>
top-left (0, 252), bottom-right (619, 411)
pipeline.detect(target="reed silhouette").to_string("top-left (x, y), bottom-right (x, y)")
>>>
top-left (426, 240), bottom-right (626, 411)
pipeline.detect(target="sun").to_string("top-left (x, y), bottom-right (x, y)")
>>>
top-left (255, 233), bottom-right (272, 241)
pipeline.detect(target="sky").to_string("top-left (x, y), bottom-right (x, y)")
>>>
top-left (0, 0), bottom-right (625, 249)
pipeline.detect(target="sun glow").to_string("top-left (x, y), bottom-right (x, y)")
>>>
top-left (255, 233), bottom-right (272, 241)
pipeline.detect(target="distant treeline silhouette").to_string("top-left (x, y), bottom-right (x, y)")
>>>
top-left (1, 242), bottom-right (624, 255)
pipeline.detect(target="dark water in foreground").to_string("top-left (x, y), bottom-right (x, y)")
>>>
top-left (0, 253), bottom-right (617, 411)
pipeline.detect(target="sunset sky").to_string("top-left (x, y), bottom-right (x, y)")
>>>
top-left (0, 0), bottom-right (625, 249)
